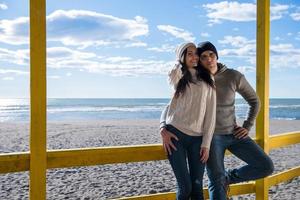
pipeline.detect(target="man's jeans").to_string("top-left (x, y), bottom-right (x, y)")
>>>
top-left (166, 125), bottom-right (205, 200)
top-left (206, 134), bottom-right (274, 200)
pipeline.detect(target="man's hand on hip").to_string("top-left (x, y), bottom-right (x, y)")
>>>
top-left (233, 125), bottom-right (249, 139)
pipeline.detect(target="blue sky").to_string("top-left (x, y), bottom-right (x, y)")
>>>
top-left (0, 0), bottom-right (300, 98)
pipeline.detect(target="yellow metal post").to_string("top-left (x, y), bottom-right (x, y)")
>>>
top-left (256, 0), bottom-right (270, 199)
top-left (30, 0), bottom-right (47, 199)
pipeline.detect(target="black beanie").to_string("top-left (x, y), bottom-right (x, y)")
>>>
top-left (197, 41), bottom-right (218, 59)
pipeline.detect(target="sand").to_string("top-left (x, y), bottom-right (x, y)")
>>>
top-left (0, 119), bottom-right (299, 200)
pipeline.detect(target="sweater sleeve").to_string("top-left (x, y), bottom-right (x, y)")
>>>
top-left (201, 87), bottom-right (216, 149)
top-left (159, 104), bottom-right (169, 129)
top-left (237, 75), bottom-right (261, 131)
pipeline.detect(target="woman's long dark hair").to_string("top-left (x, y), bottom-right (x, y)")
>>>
top-left (174, 49), bottom-right (215, 98)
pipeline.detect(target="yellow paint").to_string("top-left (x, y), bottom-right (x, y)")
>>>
top-left (269, 131), bottom-right (300, 149)
top-left (113, 182), bottom-right (255, 200)
top-left (29, 0), bottom-right (47, 199)
top-left (47, 144), bottom-right (166, 169)
top-left (227, 182), bottom-right (255, 196)
top-left (115, 192), bottom-right (176, 200)
top-left (268, 166), bottom-right (300, 187)
top-left (256, 0), bottom-right (270, 199)
top-left (0, 152), bottom-right (29, 173)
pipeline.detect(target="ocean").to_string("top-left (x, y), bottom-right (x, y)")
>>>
top-left (0, 98), bottom-right (300, 122)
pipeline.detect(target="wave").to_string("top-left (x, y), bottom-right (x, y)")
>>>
top-left (269, 105), bottom-right (300, 109)
top-left (47, 106), bottom-right (165, 113)
top-left (272, 117), bottom-right (297, 120)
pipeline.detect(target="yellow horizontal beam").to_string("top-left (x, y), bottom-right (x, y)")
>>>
top-left (47, 144), bottom-right (166, 169)
top-left (0, 152), bottom-right (29, 173)
top-left (228, 182), bottom-right (256, 196)
top-left (269, 131), bottom-right (300, 150)
top-left (0, 132), bottom-right (299, 174)
top-left (114, 182), bottom-right (255, 200)
top-left (268, 166), bottom-right (300, 187)
top-left (115, 192), bottom-right (175, 200)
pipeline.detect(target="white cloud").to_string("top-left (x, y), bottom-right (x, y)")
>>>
top-left (0, 69), bottom-right (28, 75)
top-left (48, 75), bottom-right (60, 79)
top-left (104, 56), bottom-right (132, 63)
top-left (218, 35), bottom-right (255, 48)
top-left (270, 44), bottom-right (300, 69)
top-left (0, 10), bottom-right (149, 47)
top-left (270, 43), bottom-right (300, 54)
top-left (147, 44), bottom-right (176, 53)
top-left (47, 46), bottom-right (96, 60)
top-left (125, 42), bottom-right (147, 47)
top-left (218, 36), bottom-right (256, 66)
top-left (2, 77), bottom-right (14, 81)
top-left (297, 32), bottom-right (300, 40)
top-left (0, 3), bottom-right (8, 10)
top-left (201, 32), bottom-right (210, 38)
top-left (46, 46), bottom-right (173, 76)
top-left (270, 4), bottom-right (289, 20)
top-left (219, 37), bottom-right (300, 70)
top-left (274, 36), bottom-right (281, 41)
top-left (203, 1), bottom-right (289, 25)
top-left (237, 66), bottom-right (256, 73)
top-left (0, 45), bottom-right (171, 76)
top-left (0, 46), bottom-right (97, 68)
top-left (203, 1), bottom-right (256, 24)
top-left (0, 17), bottom-right (29, 45)
top-left (0, 68), bottom-right (27, 80)
top-left (157, 25), bottom-right (195, 42)
top-left (63, 58), bottom-right (173, 76)
top-left (290, 12), bottom-right (300, 20)
top-left (0, 41), bottom-right (173, 77)
top-left (0, 48), bottom-right (29, 65)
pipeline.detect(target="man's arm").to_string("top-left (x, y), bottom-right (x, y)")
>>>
top-left (237, 74), bottom-right (261, 131)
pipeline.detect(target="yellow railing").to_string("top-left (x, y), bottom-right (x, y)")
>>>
top-left (0, 132), bottom-right (300, 199)
top-left (0, 0), bottom-right (299, 199)
top-left (1, 132), bottom-right (300, 174)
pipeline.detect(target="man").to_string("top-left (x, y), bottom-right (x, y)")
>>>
top-left (160, 41), bottom-right (274, 200)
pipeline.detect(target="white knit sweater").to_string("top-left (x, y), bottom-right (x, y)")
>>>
top-left (166, 68), bottom-right (216, 149)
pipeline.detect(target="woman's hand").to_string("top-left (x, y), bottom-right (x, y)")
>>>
top-left (160, 127), bottom-right (178, 155)
top-left (200, 147), bottom-right (209, 163)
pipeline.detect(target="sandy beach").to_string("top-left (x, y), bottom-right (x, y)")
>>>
top-left (0, 119), bottom-right (299, 199)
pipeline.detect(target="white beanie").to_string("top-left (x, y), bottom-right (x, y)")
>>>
top-left (168, 42), bottom-right (196, 88)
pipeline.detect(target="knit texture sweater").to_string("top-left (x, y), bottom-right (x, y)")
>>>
top-left (165, 68), bottom-right (216, 149)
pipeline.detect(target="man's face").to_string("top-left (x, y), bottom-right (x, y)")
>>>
top-left (199, 50), bottom-right (218, 73)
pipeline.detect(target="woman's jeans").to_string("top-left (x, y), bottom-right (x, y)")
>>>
top-left (166, 125), bottom-right (205, 200)
top-left (206, 134), bottom-right (274, 200)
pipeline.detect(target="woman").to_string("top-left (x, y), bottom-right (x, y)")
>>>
top-left (159, 42), bottom-right (216, 200)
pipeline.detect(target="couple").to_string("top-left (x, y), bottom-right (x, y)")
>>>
top-left (159, 41), bottom-right (274, 200)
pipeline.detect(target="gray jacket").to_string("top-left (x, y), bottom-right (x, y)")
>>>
top-left (160, 63), bottom-right (260, 134)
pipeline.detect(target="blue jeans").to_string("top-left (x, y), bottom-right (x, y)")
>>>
top-left (166, 125), bottom-right (205, 200)
top-left (206, 134), bottom-right (274, 200)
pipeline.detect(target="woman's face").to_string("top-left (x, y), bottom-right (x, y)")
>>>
top-left (184, 46), bottom-right (199, 69)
